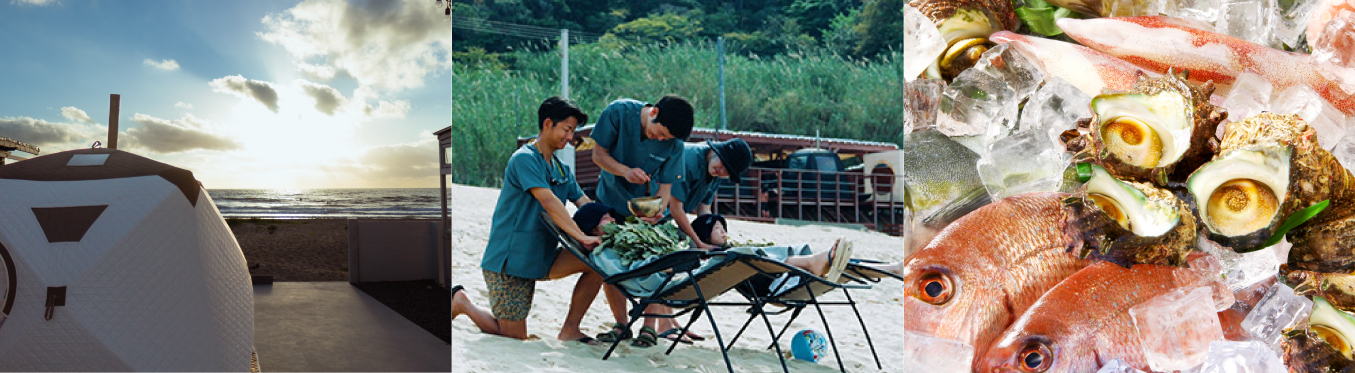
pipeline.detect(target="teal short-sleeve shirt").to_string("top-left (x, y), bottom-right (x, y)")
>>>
top-left (481, 144), bottom-right (584, 279)
top-left (670, 142), bottom-right (723, 214)
top-left (592, 99), bottom-right (684, 216)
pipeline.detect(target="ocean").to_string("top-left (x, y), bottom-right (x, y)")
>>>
top-left (207, 189), bottom-right (447, 219)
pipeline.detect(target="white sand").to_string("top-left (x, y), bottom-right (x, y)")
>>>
top-left (451, 184), bottom-right (906, 373)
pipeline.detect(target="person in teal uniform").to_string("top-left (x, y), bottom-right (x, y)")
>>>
top-left (668, 138), bottom-right (753, 249)
top-left (589, 95), bottom-right (695, 223)
top-left (451, 96), bottom-right (626, 345)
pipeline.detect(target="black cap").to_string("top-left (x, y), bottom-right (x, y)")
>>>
top-left (708, 138), bottom-right (753, 184)
top-left (692, 213), bottom-right (727, 244)
top-left (573, 202), bottom-right (621, 234)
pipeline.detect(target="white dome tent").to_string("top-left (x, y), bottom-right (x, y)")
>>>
top-left (0, 148), bottom-right (253, 371)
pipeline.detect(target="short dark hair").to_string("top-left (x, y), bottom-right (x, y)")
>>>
top-left (692, 213), bottom-right (726, 244)
top-left (538, 96), bottom-right (587, 131)
top-left (653, 95), bottom-right (693, 140)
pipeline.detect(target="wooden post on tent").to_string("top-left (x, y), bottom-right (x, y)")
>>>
top-left (108, 94), bottom-right (120, 150)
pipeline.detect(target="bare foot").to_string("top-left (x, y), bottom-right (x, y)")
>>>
top-left (451, 286), bottom-right (469, 319)
top-left (558, 330), bottom-right (597, 345)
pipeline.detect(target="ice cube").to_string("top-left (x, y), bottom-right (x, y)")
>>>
top-left (1271, 0), bottom-right (1322, 48)
top-left (905, 5), bottom-right (947, 82)
top-left (938, 68), bottom-right (1019, 138)
top-left (903, 331), bottom-right (974, 373)
top-left (1180, 253), bottom-right (1237, 312)
top-left (1218, 0), bottom-right (1273, 45)
top-left (1097, 359), bottom-right (1146, 373)
top-left (1240, 283), bottom-right (1314, 353)
top-left (1165, 0), bottom-right (1223, 24)
top-left (1196, 236), bottom-right (1282, 292)
top-left (907, 79), bottom-right (947, 133)
top-left (1129, 286), bottom-right (1226, 372)
top-left (1335, 120), bottom-right (1355, 173)
top-left (1220, 70), bottom-right (1274, 123)
top-left (1271, 84), bottom-right (1347, 150)
top-left (1197, 340), bottom-right (1287, 373)
top-left (976, 131), bottom-right (1068, 200)
top-left (969, 43), bottom-right (1047, 101)
top-left (1020, 77), bottom-right (1093, 151)
top-left (1312, 13), bottom-right (1355, 95)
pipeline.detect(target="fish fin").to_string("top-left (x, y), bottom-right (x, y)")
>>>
top-left (920, 186), bottom-right (992, 230)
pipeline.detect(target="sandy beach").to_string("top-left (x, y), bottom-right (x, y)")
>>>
top-left (451, 183), bottom-right (907, 373)
top-left (231, 218), bottom-right (352, 282)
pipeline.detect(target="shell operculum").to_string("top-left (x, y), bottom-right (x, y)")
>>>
top-left (1065, 164), bottom-right (1193, 267)
top-left (1092, 91), bottom-right (1193, 169)
top-left (1310, 296), bottom-right (1355, 359)
top-left (1187, 143), bottom-right (1293, 252)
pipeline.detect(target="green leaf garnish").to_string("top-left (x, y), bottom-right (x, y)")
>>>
top-left (1076, 162), bottom-right (1093, 183)
top-left (1015, 0), bottom-right (1076, 36)
top-left (1254, 199), bottom-right (1329, 250)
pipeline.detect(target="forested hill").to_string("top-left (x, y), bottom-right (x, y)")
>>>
top-left (452, 0), bottom-right (902, 59)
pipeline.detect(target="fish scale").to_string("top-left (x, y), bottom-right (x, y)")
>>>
top-left (979, 261), bottom-right (1205, 372)
top-left (904, 192), bottom-right (1094, 370)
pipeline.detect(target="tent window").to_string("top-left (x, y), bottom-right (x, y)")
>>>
top-left (31, 205), bottom-right (108, 243)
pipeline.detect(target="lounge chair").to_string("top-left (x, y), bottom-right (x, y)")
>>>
top-left (539, 214), bottom-right (791, 373)
top-left (722, 254), bottom-right (883, 373)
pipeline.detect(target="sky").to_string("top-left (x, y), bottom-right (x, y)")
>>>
top-left (0, 0), bottom-right (452, 189)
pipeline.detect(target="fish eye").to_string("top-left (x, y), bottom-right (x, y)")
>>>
top-left (1018, 341), bottom-right (1052, 372)
top-left (914, 270), bottom-right (953, 305)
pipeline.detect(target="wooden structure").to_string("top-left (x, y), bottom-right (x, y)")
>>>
top-left (433, 127), bottom-right (452, 288)
top-left (516, 126), bottom-right (909, 236)
top-left (0, 137), bottom-right (39, 165)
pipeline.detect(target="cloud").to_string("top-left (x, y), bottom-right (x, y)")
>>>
top-left (259, 0), bottom-right (449, 92)
top-left (60, 106), bottom-right (94, 123)
top-left (327, 140), bottom-right (438, 182)
top-left (298, 62), bottom-right (337, 81)
top-left (11, 0), bottom-right (58, 6)
top-left (210, 75), bottom-right (280, 112)
top-left (299, 80), bottom-right (347, 115)
top-left (363, 99), bottom-right (410, 119)
top-left (0, 116), bottom-right (99, 147)
top-left (143, 59), bottom-right (180, 71)
top-left (175, 101), bottom-right (193, 110)
top-left (124, 113), bottom-right (242, 153)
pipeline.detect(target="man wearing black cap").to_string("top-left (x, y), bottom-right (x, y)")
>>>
top-left (668, 138), bottom-right (753, 249)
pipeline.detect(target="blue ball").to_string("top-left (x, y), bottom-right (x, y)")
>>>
top-left (790, 329), bottom-right (828, 363)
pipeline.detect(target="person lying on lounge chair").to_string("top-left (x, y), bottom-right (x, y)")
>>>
top-left (572, 204), bottom-right (853, 347)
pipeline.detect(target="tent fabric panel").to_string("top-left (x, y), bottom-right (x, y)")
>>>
top-left (0, 178), bottom-right (171, 286)
top-left (30, 205), bottom-right (108, 243)
top-left (0, 253), bottom-right (129, 371)
top-left (0, 149), bottom-right (200, 207)
top-left (194, 190), bottom-right (254, 370)
top-left (74, 193), bottom-right (225, 371)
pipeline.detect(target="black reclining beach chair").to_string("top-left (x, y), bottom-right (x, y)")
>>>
top-left (717, 253), bottom-right (886, 373)
top-left (540, 214), bottom-right (796, 373)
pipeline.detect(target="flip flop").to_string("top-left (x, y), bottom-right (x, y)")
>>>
top-left (657, 328), bottom-right (694, 344)
top-left (824, 239), bottom-right (853, 283)
top-left (451, 285), bottom-right (465, 296)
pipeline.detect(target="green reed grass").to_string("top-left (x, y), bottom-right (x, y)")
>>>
top-left (452, 42), bottom-right (902, 188)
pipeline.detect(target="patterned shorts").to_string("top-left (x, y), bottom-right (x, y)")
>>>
top-left (482, 269), bottom-right (534, 321)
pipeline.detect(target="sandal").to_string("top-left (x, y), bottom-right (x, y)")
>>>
top-left (631, 326), bottom-right (658, 348)
top-left (657, 328), bottom-right (694, 344)
top-left (596, 323), bottom-right (632, 343)
top-left (824, 238), bottom-right (854, 283)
